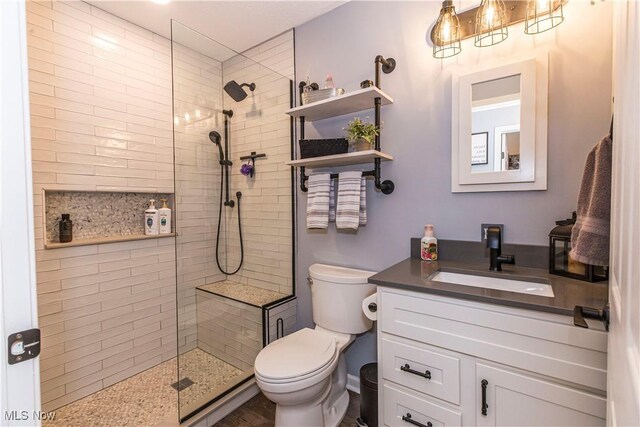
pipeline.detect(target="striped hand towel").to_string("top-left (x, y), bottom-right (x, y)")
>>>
top-left (329, 179), bottom-right (336, 223)
top-left (359, 177), bottom-right (367, 226)
top-left (306, 173), bottom-right (331, 229)
top-left (336, 171), bottom-right (363, 230)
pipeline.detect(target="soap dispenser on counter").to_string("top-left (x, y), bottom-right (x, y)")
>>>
top-left (158, 198), bottom-right (172, 234)
top-left (421, 224), bottom-right (438, 261)
top-left (144, 199), bottom-right (159, 235)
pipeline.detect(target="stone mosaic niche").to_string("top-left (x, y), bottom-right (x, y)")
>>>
top-left (44, 191), bottom-right (174, 243)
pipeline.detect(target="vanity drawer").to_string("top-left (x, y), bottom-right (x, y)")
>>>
top-left (382, 382), bottom-right (462, 427)
top-left (381, 337), bottom-right (460, 405)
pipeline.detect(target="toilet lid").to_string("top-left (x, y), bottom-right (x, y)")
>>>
top-left (254, 328), bottom-right (337, 380)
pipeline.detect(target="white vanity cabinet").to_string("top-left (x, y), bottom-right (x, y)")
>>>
top-left (377, 287), bottom-right (608, 427)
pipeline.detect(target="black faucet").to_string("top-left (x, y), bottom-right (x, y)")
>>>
top-left (486, 226), bottom-right (515, 271)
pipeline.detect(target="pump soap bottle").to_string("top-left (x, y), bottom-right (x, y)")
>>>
top-left (145, 199), bottom-right (159, 235)
top-left (421, 224), bottom-right (438, 261)
top-left (158, 198), bottom-right (172, 234)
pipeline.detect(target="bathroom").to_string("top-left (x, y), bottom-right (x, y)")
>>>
top-left (0, 1), bottom-right (638, 427)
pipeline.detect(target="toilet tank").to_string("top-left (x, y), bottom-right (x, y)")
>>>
top-left (309, 264), bottom-right (377, 334)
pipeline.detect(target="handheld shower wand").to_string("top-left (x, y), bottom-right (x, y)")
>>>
top-left (208, 131), bottom-right (224, 164)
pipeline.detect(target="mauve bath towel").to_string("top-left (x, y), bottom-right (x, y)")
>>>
top-left (570, 135), bottom-right (612, 267)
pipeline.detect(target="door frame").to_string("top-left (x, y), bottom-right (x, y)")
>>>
top-left (0, 1), bottom-right (42, 425)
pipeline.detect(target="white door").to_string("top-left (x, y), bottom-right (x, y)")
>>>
top-left (476, 363), bottom-right (606, 427)
top-left (607, 2), bottom-right (640, 426)
top-left (0, 1), bottom-right (42, 426)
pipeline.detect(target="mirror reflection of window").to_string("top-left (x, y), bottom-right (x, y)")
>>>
top-left (470, 74), bottom-right (521, 174)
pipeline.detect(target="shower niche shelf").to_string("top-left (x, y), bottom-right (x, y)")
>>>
top-left (45, 233), bottom-right (176, 249)
top-left (42, 189), bottom-right (175, 249)
top-left (286, 55), bottom-right (397, 195)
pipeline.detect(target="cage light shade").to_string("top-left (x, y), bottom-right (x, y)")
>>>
top-left (474, 0), bottom-right (508, 47)
top-left (433, 0), bottom-right (461, 59)
top-left (525, 0), bottom-right (564, 34)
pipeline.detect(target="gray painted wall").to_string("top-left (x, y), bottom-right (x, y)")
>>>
top-left (294, 1), bottom-right (613, 376)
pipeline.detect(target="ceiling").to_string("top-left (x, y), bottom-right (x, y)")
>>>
top-left (87, 1), bottom-right (347, 55)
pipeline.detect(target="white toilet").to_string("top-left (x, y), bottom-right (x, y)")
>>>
top-left (254, 264), bottom-right (376, 427)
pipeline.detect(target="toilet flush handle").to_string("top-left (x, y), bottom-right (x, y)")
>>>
top-left (307, 276), bottom-right (313, 285)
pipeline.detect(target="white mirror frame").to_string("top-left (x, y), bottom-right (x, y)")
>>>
top-left (452, 56), bottom-right (548, 192)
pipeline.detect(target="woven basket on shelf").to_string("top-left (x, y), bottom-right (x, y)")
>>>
top-left (299, 138), bottom-right (348, 159)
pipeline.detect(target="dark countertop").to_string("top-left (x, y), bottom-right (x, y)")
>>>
top-left (369, 257), bottom-right (609, 317)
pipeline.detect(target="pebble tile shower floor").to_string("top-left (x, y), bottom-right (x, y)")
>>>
top-left (43, 349), bottom-right (242, 427)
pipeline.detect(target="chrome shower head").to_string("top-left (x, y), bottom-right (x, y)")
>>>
top-left (223, 80), bottom-right (256, 102)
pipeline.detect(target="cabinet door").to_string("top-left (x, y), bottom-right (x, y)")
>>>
top-left (476, 363), bottom-right (605, 427)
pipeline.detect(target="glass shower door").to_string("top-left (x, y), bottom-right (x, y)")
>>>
top-left (171, 21), bottom-right (295, 421)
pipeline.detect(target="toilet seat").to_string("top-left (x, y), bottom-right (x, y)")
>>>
top-left (254, 328), bottom-right (338, 383)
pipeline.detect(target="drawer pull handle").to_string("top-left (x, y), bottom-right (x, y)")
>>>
top-left (481, 379), bottom-right (489, 416)
top-left (402, 413), bottom-right (432, 427)
top-left (400, 363), bottom-right (431, 380)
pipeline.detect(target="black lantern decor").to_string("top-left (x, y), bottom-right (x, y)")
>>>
top-left (549, 225), bottom-right (607, 282)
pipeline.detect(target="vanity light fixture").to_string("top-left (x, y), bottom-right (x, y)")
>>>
top-left (430, 0), bottom-right (567, 58)
top-left (525, 0), bottom-right (564, 34)
top-left (474, 0), bottom-right (509, 47)
top-left (433, 0), bottom-right (462, 59)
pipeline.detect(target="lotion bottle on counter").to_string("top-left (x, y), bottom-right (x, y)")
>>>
top-left (421, 224), bottom-right (438, 261)
top-left (145, 199), bottom-right (159, 235)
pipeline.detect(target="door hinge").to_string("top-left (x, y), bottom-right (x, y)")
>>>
top-left (8, 328), bottom-right (40, 365)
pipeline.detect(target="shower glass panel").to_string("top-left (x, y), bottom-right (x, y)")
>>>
top-left (171, 21), bottom-right (295, 421)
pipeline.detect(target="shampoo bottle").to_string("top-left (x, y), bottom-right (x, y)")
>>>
top-left (158, 198), bottom-right (172, 234)
top-left (145, 199), bottom-right (159, 235)
top-left (421, 224), bottom-right (438, 261)
top-left (59, 213), bottom-right (73, 243)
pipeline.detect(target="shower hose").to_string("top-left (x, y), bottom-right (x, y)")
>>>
top-left (215, 167), bottom-right (244, 275)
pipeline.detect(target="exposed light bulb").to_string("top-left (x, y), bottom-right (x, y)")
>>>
top-left (151, 0), bottom-right (170, 4)
top-left (485, 5), bottom-right (495, 25)
top-left (538, 0), bottom-right (550, 11)
top-left (432, 0), bottom-right (461, 59)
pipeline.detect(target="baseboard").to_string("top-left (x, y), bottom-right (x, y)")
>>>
top-left (347, 374), bottom-right (360, 394)
top-left (184, 380), bottom-right (259, 427)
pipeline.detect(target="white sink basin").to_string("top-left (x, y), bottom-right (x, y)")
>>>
top-left (430, 271), bottom-right (554, 297)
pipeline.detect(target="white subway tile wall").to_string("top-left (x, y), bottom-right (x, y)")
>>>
top-left (27, 0), bottom-right (295, 412)
top-left (27, 0), bottom-right (179, 411)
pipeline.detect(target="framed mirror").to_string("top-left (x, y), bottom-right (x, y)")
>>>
top-left (452, 57), bottom-right (548, 192)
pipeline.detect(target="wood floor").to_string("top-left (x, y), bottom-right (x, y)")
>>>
top-left (215, 391), bottom-right (361, 427)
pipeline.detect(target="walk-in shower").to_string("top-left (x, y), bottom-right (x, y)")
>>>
top-left (32, 12), bottom-right (296, 426)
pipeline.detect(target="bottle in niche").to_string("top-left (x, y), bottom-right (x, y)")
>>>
top-left (59, 214), bottom-right (73, 243)
top-left (158, 198), bottom-right (172, 234)
top-left (144, 199), bottom-right (159, 235)
top-left (421, 224), bottom-right (438, 261)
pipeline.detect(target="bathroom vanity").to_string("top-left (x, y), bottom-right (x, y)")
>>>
top-left (369, 257), bottom-right (609, 427)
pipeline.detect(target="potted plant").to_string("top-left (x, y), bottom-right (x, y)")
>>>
top-left (344, 117), bottom-right (380, 151)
